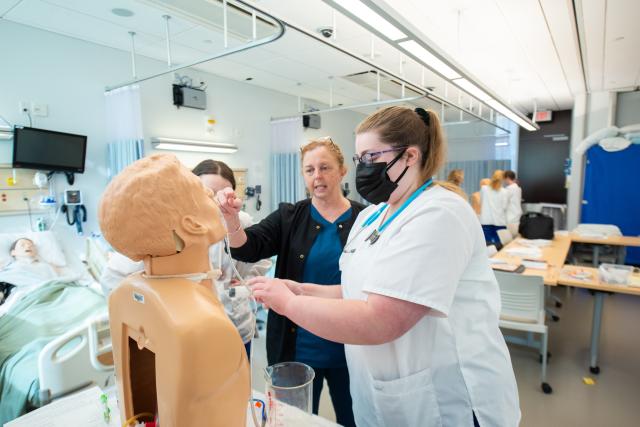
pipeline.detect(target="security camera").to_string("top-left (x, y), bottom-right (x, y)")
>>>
top-left (318, 26), bottom-right (334, 38)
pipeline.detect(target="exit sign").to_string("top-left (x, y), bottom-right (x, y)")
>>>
top-left (534, 110), bottom-right (553, 122)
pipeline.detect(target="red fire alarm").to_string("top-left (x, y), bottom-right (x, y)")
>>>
top-left (534, 110), bottom-right (553, 122)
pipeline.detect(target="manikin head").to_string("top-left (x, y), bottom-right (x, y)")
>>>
top-left (10, 238), bottom-right (37, 261)
top-left (98, 154), bottom-right (226, 263)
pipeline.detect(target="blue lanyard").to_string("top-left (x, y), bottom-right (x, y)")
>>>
top-left (361, 179), bottom-right (433, 244)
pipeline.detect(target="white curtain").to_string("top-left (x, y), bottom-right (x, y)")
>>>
top-left (104, 85), bottom-right (144, 180)
top-left (270, 117), bottom-right (305, 209)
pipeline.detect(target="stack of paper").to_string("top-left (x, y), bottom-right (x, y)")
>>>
top-left (522, 260), bottom-right (548, 270)
top-left (505, 246), bottom-right (543, 259)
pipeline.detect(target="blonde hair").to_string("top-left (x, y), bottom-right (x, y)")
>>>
top-left (490, 170), bottom-right (504, 191)
top-left (356, 106), bottom-right (464, 197)
top-left (447, 169), bottom-right (464, 186)
top-left (479, 178), bottom-right (491, 187)
top-left (300, 137), bottom-right (345, 171)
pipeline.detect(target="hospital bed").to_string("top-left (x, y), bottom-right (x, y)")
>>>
top-left (0, 231), bottom-right (114, 424)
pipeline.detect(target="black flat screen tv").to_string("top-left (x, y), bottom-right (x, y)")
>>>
top-left (12, 126), bottom-right (87, 173)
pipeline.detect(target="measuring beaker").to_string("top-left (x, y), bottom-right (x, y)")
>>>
top-left (264, 362), bottom-right (315, 425)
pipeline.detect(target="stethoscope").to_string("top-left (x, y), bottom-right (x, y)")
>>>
top-left (343, 179), bottom-right (433, 253)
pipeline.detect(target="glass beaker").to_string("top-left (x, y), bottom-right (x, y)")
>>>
top-left (264, 362), bottom-right (315, 425)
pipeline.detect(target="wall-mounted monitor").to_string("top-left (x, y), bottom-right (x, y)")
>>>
top-left (12, 126), bottom-right (87, 173)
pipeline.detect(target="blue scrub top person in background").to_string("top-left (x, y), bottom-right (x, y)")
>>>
top-left (218, 138), bottom-right (363, 427)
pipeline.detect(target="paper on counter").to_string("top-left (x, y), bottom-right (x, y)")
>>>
top-left (5, 386), bottom-right (121, 427)
top-left (504, 246), bottom-right (543, 259)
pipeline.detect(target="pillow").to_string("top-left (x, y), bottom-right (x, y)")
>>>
top-left (0, 231), bottom-right (67, 267)
top-left (600, 136), bottom-right (631, 152)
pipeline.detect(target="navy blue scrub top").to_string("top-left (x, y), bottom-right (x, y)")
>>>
top-left (294, 204), bottom-right (353, 368)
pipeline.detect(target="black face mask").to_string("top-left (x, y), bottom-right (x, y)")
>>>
top-left (355, 149), bottom-right (409, 204)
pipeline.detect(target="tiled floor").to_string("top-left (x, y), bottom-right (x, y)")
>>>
top-left (251, 285), bottom-right (640, 426)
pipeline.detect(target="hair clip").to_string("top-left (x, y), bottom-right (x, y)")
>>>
top-left (414, 107), bottom-right (430, 127)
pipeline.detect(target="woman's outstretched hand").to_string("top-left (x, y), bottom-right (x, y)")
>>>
top-left (249, 276), bottom-right (296, 314)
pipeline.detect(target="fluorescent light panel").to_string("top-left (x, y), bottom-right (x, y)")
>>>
top-left (452, 78), bottom-right (492, 101)
top-left (151, 137), bottom-right (238, 154)
top-left (0, 126), bottom-right (12, 140)
top-left (398, 40), bottom-right (460, 80)
top-left (334, 0), bottom-right (407, 41)
top-left (495, 142), bottom-right (509, 147)
top-left (485, 99), bottom-right (537, 132)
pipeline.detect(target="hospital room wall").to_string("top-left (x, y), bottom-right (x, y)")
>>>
top-left (0, 21), bottom-right (363, 258)
top-left (138, 73), bottom-right (363, 220)
top-left (0, 20), bottom-right (164, 258)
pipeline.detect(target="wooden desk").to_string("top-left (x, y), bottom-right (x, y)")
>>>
top-left (492, 234), bottom-right (572, 285)
top-left (558, 265), bottom-right (640, 374)
top-left (569, 233), bottom-right (640, 247)
top-left (569, 233), bottom-right (640, 265)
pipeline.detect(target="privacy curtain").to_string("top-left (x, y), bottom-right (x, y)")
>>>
top-left (270, 117), bottom-right (305, 209)
top-left (582, 144), bottom-right (640, 264)
top-left (104, 85), bottom-right (144, 180)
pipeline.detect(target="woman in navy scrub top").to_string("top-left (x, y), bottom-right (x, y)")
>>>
top-left (220, 138), bottom-right (363, 427)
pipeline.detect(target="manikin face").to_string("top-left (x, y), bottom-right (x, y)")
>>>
top-left (302, 146), bottom-right (346, 200)
top-left (11, 239), bottom-right (37, 260)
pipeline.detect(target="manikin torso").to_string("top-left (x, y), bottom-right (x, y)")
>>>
top-left (108, 243), bottom-right (250, 426)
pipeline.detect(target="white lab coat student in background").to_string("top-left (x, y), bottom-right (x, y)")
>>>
top-left (504, 170), bottom-right (523, 236)
top-left (100, 159), bottom-right (271, 357)
top-left (479, 169), bottom-right (509, 245)
top-left (232, 106), bottom-right (520, 427)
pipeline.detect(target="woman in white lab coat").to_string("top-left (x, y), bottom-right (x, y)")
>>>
top-left (479, 169), bottom-right (509, 245)
top-left (241, 106), bottom-right (520, 427)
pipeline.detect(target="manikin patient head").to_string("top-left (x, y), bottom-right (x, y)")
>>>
top-left (10, 238), bottom-right (37, 261)
top-left (98, 154), bottom-right (226, 262)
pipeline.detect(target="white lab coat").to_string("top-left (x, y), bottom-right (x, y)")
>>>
top-left (339, 185), bottom-right (520, 427)
top-left (505, 183), bottom-right (523, 225)
top-left (479, 185), bottom-right (509, 226)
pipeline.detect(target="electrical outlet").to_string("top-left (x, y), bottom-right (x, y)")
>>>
top-left (31, 103), bottom-right (48, 117)
top-left (19, 101), bottom-right (30, 114)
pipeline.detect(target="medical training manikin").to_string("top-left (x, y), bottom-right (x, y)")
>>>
top-left (98, 154), bottom-right (250, 426)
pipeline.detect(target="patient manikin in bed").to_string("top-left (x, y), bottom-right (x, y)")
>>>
top-left (98, 153), bottom-right (249, 427)
top-left (0, 238), bottom-right (60, 304)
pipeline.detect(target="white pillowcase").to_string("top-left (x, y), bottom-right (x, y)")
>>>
top-left (0, 231), bottom-right (67, 267)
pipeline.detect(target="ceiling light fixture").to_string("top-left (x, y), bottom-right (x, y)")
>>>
top-left (111, 8), bottom-right (134, 17)
top-left (485, 99), bottom-right (536, 131)
top-left (495, 141), bottom-right (509, 147)
top-left (323, 0), bottom-right (538, 131)
top-left (451, 78), bottom-right (492, 101)
top-left (0, 125), bottom-right (12, 140)
top-left (151, 137), bottom-right (238, 154)
top-left (398, 40), bottom-right (460, 80)
top-left (332, 0), bottom-right (407, 41)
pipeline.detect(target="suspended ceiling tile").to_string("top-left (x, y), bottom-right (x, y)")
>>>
top-left (42, 0), bottom-right (196, 37)
top-left (539, 0), bottom-right (585, 97)
top-left (602, 0), bottom-right (640, 91)
top-left (5, 0), bottom-right (163, 52)
top-left (579, 0), bottom-right (606, 92)
top-left (0, 0), bottom-right (21, 16)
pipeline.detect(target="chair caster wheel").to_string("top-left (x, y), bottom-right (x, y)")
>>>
top-left (552, 315), bottom-right (560, 322)
top-left (590, 366), bottom-right (600, 375)
top-left (541, 383), bottom-right (553, 394)
top-left (555, 301), bottom-right (563, 308)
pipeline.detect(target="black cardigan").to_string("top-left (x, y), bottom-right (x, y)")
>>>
top-left (231, 198), bottom-right (366, 365)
